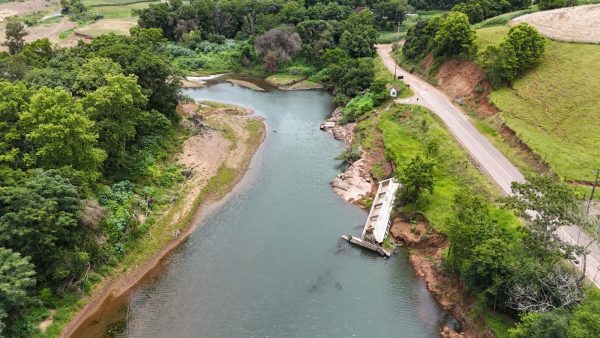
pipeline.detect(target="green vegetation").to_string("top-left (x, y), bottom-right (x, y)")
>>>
top-left (377, 10), bottom-right (447, 43)
top-left (396, 152), bottom-right (436, 218)
top-left (402, 11), bottom-right (477, 61)
top-left (450, 0), bottom-right (533, 24)
top-left (538, 0), bottom-right (577, 10)
top-left (0, 1), bottom-right (420, 334)
top-left (2, 21), bottom-right (27, 55)
top-left (480, 23), bottom-right (545, 87)
top-left (265, 73), bottom-right (305, 86)
top-left (373, 105), bottom-right (502, 229)
top-left (477, 28), bottom-right (600, 181)
top-left (476, 25), bottom-right (510, 49)
top-left (0, 26), bottom-right (183, 335)
top-left (473, 8), bottom-right (537, 29)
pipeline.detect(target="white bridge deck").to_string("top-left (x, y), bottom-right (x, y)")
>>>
top-left (361, 178), bottom-right (400, 244)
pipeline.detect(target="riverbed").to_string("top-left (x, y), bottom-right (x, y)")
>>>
top-left (81, 84), bottom-right (444, 337)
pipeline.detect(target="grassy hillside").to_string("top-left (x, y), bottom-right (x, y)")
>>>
top-left (356, 104), bottom-right (509, 231)
top-left (476, 27), bottom-right (600, 182)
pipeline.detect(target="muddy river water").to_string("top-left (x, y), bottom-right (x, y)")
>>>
top-left (80, 84), bottom-right (445, 338)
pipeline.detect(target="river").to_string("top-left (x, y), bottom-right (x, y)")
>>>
top-left (85, 83), bottom-right (445, 338)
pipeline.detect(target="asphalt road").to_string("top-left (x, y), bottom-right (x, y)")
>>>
top-left (377, 44), bottom-right (600, 287)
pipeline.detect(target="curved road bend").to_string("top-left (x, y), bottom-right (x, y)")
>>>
top-left (376, 44), bottom-right (600, 287)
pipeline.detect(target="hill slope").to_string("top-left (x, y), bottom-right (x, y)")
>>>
top-left (476, 26), bottom-right (600, 181)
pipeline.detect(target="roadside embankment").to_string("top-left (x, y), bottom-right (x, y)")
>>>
top-left (59, 100), bottom-right (265, 338)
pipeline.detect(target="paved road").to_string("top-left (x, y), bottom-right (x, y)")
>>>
top-left (377, 44), bottom-right (600, 287)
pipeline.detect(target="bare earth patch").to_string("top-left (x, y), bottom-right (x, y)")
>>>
top-left (510, 4), bottom-right (600, 43)
top-left (0, 0), bottom-right (57, 22)
top-left (75, 17), bottom-right (137, 37)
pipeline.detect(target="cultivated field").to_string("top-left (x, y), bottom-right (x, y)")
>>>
top-left (510, 4), bottom-right (600, 43)
top-left (0, 0), bottom-right (156, 51)
top-left (476, 26), bottom-right (600, 182)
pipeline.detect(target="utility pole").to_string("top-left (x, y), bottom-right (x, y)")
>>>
top-left (587, 169), bottom-right (600, 215)
top-left (393, 19), bottom-right (400, 80)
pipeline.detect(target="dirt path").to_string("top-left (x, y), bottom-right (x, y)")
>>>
top-left (60, 101), bottom-right (265, 338)
top-left (510, 4), bottom-right (600, 44)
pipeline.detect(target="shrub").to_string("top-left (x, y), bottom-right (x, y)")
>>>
top-left (162, 44), bottom-right (197, 58)
top-left (335, 145), bottom-right (362, 165)
top-left (341, 93), bottom-right (375, 123)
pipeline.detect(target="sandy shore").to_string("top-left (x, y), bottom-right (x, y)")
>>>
top-left (59, 101), bottom-right (265, 338)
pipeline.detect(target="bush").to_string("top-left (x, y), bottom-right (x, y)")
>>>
top-left (341, 93), bottom-right (375, 123)
top-left (286, 65), bottom-right (314, 76)
top-left (162, 44), bottom-right (197, 58)
top-left (173, 56), bottom-right (204, 71)
top-left (481, 23), bottom-right (545, 87)
top-left (509, 311), bottom-right (570, 338)
top-left (335, 145), bottom-right (361, 165)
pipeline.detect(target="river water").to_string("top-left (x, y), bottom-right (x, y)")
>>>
top-left (93, 84), bottom-right (445, 337)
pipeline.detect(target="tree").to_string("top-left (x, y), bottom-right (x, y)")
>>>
top-left (2, 22), bottom-right (28, 55)
top-left (280, 1), bottom-right (307, 25)
top-left (136, 3), bottom-right (176, 40)
top-left (504, 23), bottom-right (545, 73)
top-left (297, 20), bottom-right (334, 59)
top-left (507, 265), bottom-right (582, 313)
top-left (509, 310), bottom-right (570, 338)
top-left (19, 38), bottom-right (53, 68)
top-left (19, 87), bottom-right (106, 177)
top-left (372, 0), bottom-right (409, 30)
top-left (482, 23), bottom-right (544, 87)
top-left (504, 176), bottom-right (579, 264)
top-left (0, 80), bottom-right (30, 166)
top-left (338, 11), bottom-right (378, 58)
top-left (0, 248), bottom-right (37, 335)
top-left (397, 153), bottom-right (436, 217)
top-left (254, 28), bottom-right (302, 72)
top-left (0, 169), bottom-right (88, 286)
top-left (82, 74), bottom-right (166, 172)
top-left (402, 17), bottom-right (443, 60)
top-left (324, 56), bottom-right (374, 104)
top-left (568, 288), bottom-right (600, 337)
top-left (433, 12), bottom-right (477, 59)
top-left (74, 57), bottom-right (123, 94)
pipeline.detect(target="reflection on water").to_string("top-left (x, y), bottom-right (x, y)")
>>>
top-left (89, 84), bottom-right (444, 338)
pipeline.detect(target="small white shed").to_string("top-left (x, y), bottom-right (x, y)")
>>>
top-left (390, 88), bottom-right (398, 98)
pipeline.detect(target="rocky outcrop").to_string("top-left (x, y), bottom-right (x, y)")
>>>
top-left (330, 154), bottom-right (373, 203)
top-left (320, 107), bottom-right (355, 146)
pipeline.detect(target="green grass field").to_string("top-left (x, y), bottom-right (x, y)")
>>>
top-left (476, 26), bottom-right (600, 182)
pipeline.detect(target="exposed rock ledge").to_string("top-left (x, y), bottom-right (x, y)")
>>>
top-left (330, 154), bottom-right (373, 203)
top-left (322, 108), bottom-right (373, 204)
top-left (320, 107), bottom-right (355, 146)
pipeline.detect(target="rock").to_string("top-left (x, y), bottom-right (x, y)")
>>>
top-left (320, 108), bottom-right (355, 146)
top-left (330, 153), bottom-right (372, 203)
